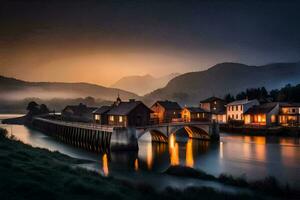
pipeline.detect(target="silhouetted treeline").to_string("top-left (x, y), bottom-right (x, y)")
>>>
top-left (0, 96), bottom-right (112, 114)
top-left (224, 84), bottom-right (300, 102)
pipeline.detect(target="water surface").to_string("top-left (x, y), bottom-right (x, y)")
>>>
top-left (1, 114), bottom-right (300, 190)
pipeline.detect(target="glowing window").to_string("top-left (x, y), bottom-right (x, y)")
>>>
top-left (95, 114), bottom-right (100, 120)
top-left (197, 113), bottom-right (200, 118)
top-left (271, 115), bottom-right (276, 123)
top-left (109, 116), bottom-right (114, 121)
top-left (119, 116), bottom-right (123, 122)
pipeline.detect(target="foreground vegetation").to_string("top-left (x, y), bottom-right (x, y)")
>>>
top-left (0, 127), bottom-right (286, 200)
top-left (165, 165), bottom-right (300, 199)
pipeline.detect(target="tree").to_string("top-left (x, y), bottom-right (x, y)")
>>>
top-left (84, 96), bottom-right (96, 106)
top-left (236, 91), bottom-right (247, 100)
top-left (40, 104), bottom-right (50, 114)
top-left (26, 101), bottom-right (38, 111)
top-left (224, 93), bottom-right (235, 102)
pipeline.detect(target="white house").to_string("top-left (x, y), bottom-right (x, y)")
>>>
top-left (226, 99), bottom-right (259, 121)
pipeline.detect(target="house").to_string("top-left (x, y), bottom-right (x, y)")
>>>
top-left (151, 100), bottom-right (182, 123)
top-left (244, 102), bottom-right (279, 127)
top-left (278, 103), bottom-right (300, 126)
top-left (181, 107), bottom-right (210, 122)
top-left (106, 98), bottom-right (152, 127)
top-left (93, 106), bottom-right (112, 125)
top-left (226, 99), bottom-right (259, 121)
top-left (61, 103), bottom-right (97, 122)
top-left (200, 96), bottom-right (227, 123)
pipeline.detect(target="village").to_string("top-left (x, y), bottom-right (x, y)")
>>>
top-left (60, 95), bottom-right (300, 131)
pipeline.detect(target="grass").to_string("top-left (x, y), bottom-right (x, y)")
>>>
top-left (164, 165), bottom-right (300, 199)
top-left (0, 127), bottom-right (279, 200)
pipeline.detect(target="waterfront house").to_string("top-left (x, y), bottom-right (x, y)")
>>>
top-left (200, 96), bottom-right (227, 123)
top-left (278, 103), bottom-right (300, 126)
top-left (181, 107), bottom-right (210, 122)
top-left (226, 99), bottom-right (259, 122)
top-left (151, 100), bottom-right (182, 123)
top-left (93, 105), bottom-right (112, 125)
top-left (107, 99), bottom-right (152, 127)
top-left (61, 103), bottom-right (97, 122)
top-left (244, 102), bottom-right (279, 127)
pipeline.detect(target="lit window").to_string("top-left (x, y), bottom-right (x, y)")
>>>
top-left (119, 116), bottom-right (123, 122)
top-left (173, 111), bottom-right (176, 115)
top-left (214, 101), bottom-right (217, 104)
top-left (197, 113), bottom-right (200, 118)
top-left (271, 115), bottom-right (276, 123)
top-left (95, 114), bottom-right (100, 120)
top-left (110, 116), bottom-right (114, 121)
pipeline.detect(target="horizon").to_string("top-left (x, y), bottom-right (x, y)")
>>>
top-left (1, 59), bottom-right (300, 87)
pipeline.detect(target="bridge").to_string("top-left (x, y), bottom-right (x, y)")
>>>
top-left (31, 117), bottom-right (219, 153)
top-left (136, 121), bottom-right (219, 142)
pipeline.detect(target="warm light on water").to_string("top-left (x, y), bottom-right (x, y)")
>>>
top-left (186, 139), bottom-right (194, 167)
top-left (220, 141), bottom-right (223, 159)
top-left (134, 158), bottom-right (139, 171)
top-left (169, 135), bottom-right (179, 165)
top-left (147, 143), bottom-right (153, 169)
top-left (102, 154), bottom-right (109, 176)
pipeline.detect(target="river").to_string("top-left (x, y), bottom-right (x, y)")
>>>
top-left (1, 114), bottom-right (300, 192)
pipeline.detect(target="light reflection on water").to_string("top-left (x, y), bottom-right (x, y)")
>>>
top-left (1, 115), bottom-right (300, 188)
top-left (102, 154), bottom-right (109, 176)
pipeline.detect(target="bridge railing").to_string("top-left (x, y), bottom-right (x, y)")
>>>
top-left (136, 121), bottom-right (213, 129)
top-left (34, 117), bottom-right (116, 132)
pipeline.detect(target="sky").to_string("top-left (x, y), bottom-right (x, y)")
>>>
top-left (1, 0), bottom-right (300, 86)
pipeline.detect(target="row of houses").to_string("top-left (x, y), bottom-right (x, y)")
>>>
top-left (61, 95), bottom-right (300, 127)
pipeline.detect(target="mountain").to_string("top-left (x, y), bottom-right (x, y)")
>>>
top-left (0, 76), bottom-right (139, 101)
top-left (111, 73), bottom-right (180, 95)
top-left (144, 62), bottom-right (300, 105)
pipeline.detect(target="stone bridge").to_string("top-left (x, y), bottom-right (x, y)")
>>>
top-left (31, 117), bottom-right (219, 152)
top-left (136, 122), bottom-right (219, 143)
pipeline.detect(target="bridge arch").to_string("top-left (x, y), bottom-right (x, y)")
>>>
top-left (170, 125), bottom-right (210, 140)
top-left (138, 129), bottom-right (168, 143)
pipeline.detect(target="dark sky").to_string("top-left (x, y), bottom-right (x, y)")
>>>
top-left (1, 0), bottom-right (300, 85)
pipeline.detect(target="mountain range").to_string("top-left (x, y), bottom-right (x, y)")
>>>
top-left (111, 73), bottom-right (180, 95)
top-left (143, 62), bottom-right (300, 105)
top-left (1, 61), bottom-right (300, 108)
top-left (0, 76), bottom-right (139, 101)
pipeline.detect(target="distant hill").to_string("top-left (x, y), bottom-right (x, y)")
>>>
top-left (0, 76), bottom-right (139, 101)
top-left (111, 73), bottom-right (180, 95)
top-left (144, 62), bottom-right (300, 105)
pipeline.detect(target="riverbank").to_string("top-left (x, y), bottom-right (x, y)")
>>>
top-left (220, 125), bottom-right (300, 137)
top-left (1, 115), bottom-right (26, 125)
top-left (0, 127), bottom-right (272, 200)
top-left (164, 165), bottom-right (300, 199)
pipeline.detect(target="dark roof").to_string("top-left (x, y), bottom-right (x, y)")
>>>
top-left (107, 101), bottom-right (151, 115)
top-left (155, 100), bottom-right (181, 110)
top-left (200, 96), bottom-right (225, 103)
top-left (93, 106), bottom-right (112, 114)
top-left (244, 102), bottom-right (278, 115)
top-left (185, 107), bottom-right (208, 113)
top-left (63, 104), bottom-right (97, 114)
top-left (280, 103), bottom-right (300, 107)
